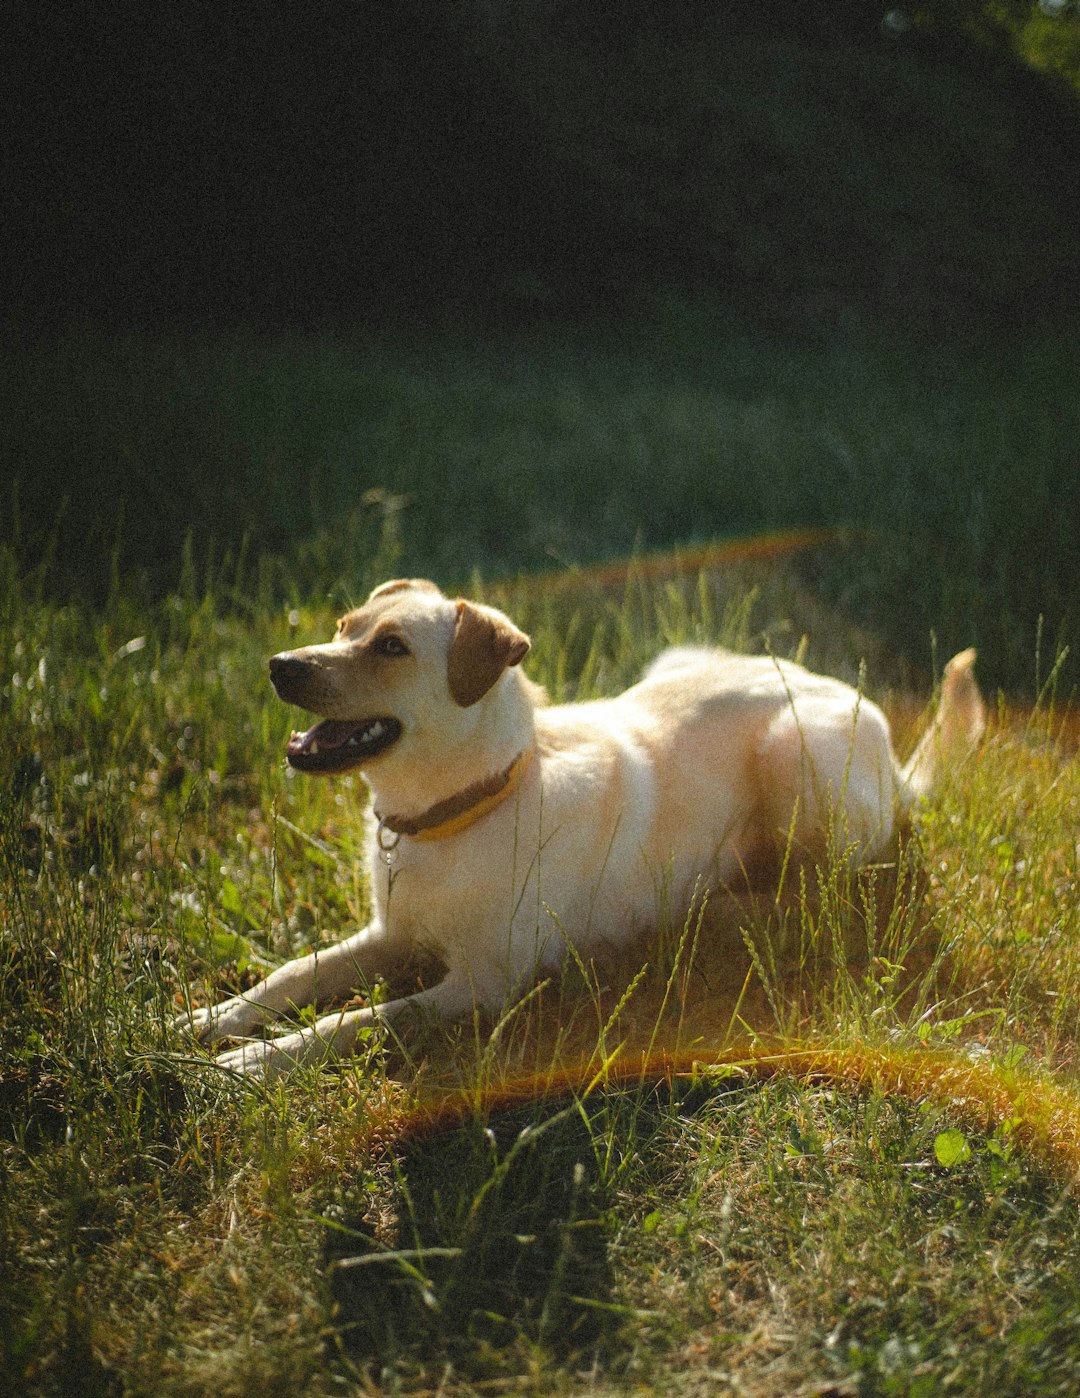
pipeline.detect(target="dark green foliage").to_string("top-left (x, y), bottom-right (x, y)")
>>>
top-left (3, 316), bottom-right (1076, 694)
top-left (6, 4), bottom-right (1079, 327)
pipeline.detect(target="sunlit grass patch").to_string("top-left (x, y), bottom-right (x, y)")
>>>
top-left (917, 710), bottom-right (1080, 1069)
top-left (607, 1074), bottom-right (1080, 1396)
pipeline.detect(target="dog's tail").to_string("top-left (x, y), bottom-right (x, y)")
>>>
top-left (899, 648), bottom-right (986, 804)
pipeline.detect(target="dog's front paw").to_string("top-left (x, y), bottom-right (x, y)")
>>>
top-left (214, 1036), bottom-right (283, 1079)
top-left (174, 1003), bottom-right (217, 1043)
top-left (175, 996), bottom-right (261, 1046)
top-left (214, 1026), bottom-right (327, 1081)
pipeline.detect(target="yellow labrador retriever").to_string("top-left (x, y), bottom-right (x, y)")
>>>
top-left (186, 578), bottom-right (984, 1076)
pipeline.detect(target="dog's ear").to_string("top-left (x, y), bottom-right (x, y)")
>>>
top-left (447, 601), bottom-right (530, 707)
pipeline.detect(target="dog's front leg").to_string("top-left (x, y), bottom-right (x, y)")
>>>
top-left (178, 923), bottom-right (409, 1045)
top-left (213, 971), bottom-right (479, 1079)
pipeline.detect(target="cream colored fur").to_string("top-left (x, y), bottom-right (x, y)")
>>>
top-left (182, 580), bottom-right (984, 1077)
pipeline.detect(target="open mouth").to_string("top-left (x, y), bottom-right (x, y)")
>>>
top-left (285, 716), bottom-right (402, 773)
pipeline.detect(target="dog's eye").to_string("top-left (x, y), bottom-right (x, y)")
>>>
top-left (373, 633), bottom-right (409, 658)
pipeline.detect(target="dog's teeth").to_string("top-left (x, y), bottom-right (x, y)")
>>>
top-left (309, 741), bottom-right (320, 755)
top-left (347, 735), bottom-right (360, 747)
top-left (369, 721), bottom-right (384, 737)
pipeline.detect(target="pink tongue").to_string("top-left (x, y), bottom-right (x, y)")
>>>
top-left (287, 718), bottom-right (361, 755)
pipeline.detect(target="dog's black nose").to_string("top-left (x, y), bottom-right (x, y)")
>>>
top-left (269, 653), bottom-right (312, 694)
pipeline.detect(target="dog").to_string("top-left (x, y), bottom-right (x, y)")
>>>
top-left (182, 578), bottom-right (985, 1077)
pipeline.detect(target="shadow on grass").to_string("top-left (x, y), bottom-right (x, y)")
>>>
top-left (319, 1067), bottom-right (760, 1382)
top-left (322, 1101), bottom-right (617, 1374)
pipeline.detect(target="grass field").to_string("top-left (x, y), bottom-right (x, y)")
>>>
top-left (2, 536), bottom-right (1079, 1395)
top-left (4, 306), bottom-right (1079, 696)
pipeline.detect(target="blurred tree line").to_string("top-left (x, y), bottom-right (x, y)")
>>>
top-left (5, 0), bottom-right (1080, 330)
top-left (917, 0), bottom-right (1080, 83)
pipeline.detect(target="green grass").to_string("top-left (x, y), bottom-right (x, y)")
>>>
top-left (2, 553), bottom-right (1079, 1396)
top-left (3, 305), bottom-right (1078, 695)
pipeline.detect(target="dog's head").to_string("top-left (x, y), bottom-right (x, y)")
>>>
top-left (269, 579), bottom-right (530, 775)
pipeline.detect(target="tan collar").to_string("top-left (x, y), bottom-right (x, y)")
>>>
top-left (376, 748), bottom-right (533, 842)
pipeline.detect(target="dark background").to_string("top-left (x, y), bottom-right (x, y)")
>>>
top-left (6, 0), bottom-right (1080, 333)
